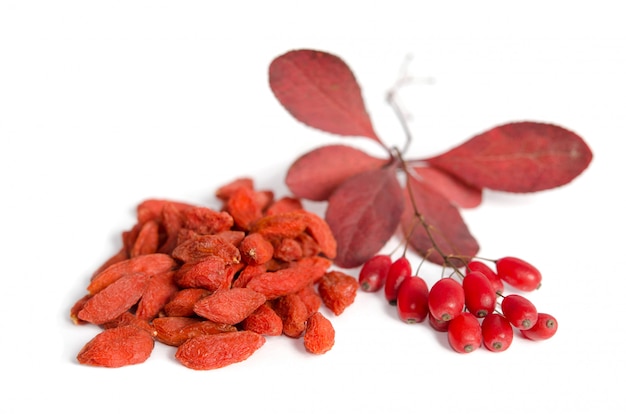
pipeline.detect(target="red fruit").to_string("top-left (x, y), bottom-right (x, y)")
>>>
top-left (384, 257), bottom-right (412, 305)
top-left (428, 311), bottom-right (450, 332)
top-left (495, 256), bottom-right (542, 291)
top-left (428, 278), bottom-right (464, 322)
top-left (501, 294), bottom-right (538, 330)
top-left (466, 260), bottom-right (504, 294)
top-left (481, 313), bottom-right (514, 352)
top-left (520, 313), bottom-right (558, 340)
top-left (175, 331), bottom-right (265, 370)
top-left (317, 270), bottom-right (359, 316)
top-left (192, 287), bottom-right (266, 325)
top-left (463, 271), bottom-right (497, 318)
top-left (358, 254), bottom-right (392, 292)
top-left (447, 312), bottom-right (482, 353)
top-left (303, 311), bottom-right (335, 354)
top-left (396, 276), bottom-right (429, 323)
top-left (77, 325), bottom-right (155, 368)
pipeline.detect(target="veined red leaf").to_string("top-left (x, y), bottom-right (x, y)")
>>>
top-left (412, 165), bottom-right (482, 208)
top-left (269, 49), bottom-right (381, 143)
top-left (286, 144), bottom-right (389, 201)
top-left (425, 121), bottom-right (593, 193)
top-left (325, 164), bottom-right (404, 268)
top-left (402, 175), bottom-right (479, 266)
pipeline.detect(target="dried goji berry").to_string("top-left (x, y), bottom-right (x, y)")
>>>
top-left (264, 196), bottom-right (303, 216)
top-left (246, 256), bottom-right (331, 299)
top-left (295, 233), bottom-right (322, 258)
top-left (273, 293), bottom-right (309, 338)
top-left (296, 283), bottom-right (322, 318)
top-left (101, 311), bottom-right (156, 336)
top-left (232, 263), bottom-right (267, 288)
top-left (70, 294), bottom-right (91, 325)
top-left (299, 210), bottom-right (337, 260)
top-left (136, 198), bottom-right (194, 226)
top-left (175, 331), bottom-right (266, 370)
top-left (239, 233), bottom-right (275, 265)
top-left (317, 270), bottom-right (359, 316)
top-left (130, 219), bottom-right (160, 257)
top-left (77, 325), bottom-right (155, 368)
top-left (215, 177), bottom-right (255, 201)
top-left (251, 211), bottom-right (309, 241)
top-left (174, 256), bottom-right (231, 291)
top-left (225, 186), bottom-right (264, 231)
top-left (181, 206), bottom-right (234, 235)
top-left (254, 190), bottom-right (274, 212)
top-left (120, 223), bottom-right (141, 258)
top-left (87, 253), bottom-right (176, 295)
top-left (163, 288), bottom-right (211, 317)
top-left (215, 230), bottom-right (246, 247)
top-left (304, 311), bottom-right (335, 355)
top-left (135, 270), bottom-right (178, 320)
top-left (273, 237), bottom-right (304, 262)
top-left (171, 234), bottom-right (241, 265)
top-left (240, 302), bottom-right (283, 336)
top-left (152, 316), bottom-right (237, 346)
top-left (263, 258), bottom-right (290, 272)
top-left (193, 287), bottom-right (266, 325)
top-left (156, 202), bottom-right (186, 254)
top-left (78, 271), bottom-right (150, 325)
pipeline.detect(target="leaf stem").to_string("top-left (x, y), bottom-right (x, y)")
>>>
top-left (386, 88), bottom-right (412, 156)
top-left (392, 147), bottom-right (466, 277)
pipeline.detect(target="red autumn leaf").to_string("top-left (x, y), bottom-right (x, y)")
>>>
top-left (424, 121), bottom-right (593, 193)
top-left (401, 174), bottom-right (479, 266)
top-left (286, 144), bottom-right (389, 201)
top-left (325, 164), bottom-right (404, 268)
top-left (412, 165), bottom-right (482, 208)
top-left (269, 49), bottom-right (381, 143)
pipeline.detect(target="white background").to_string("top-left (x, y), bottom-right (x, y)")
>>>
top-left (1, 1), bottom-right (624, 413)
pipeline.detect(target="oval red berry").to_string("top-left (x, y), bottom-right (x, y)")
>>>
top-left (447, 312), bottom-right (482, 353)
top-left (396, 275), bottom-right (429, 324)
top-left (501, 294), bottom-right (538, 330)
top-left (463, 271), bottom-right (496, 318)
top-left (520, 312), bottom-right (558, 341)
top-left (496, 256), bottom-right (542, 292)
top-left (428, 311), bottom-right (450, 332)
top-left (384, 257), bottom-right (412, 305)
top-left (428, 278), bottom-right (464, 322)
top-left (358, 254), bottom-right (392, 292)
top-left (481, 313), bottom-right (514, 352)
top-left (466, 260), bottom-right (503, 294)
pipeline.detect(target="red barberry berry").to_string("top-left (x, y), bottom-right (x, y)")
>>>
top-left (466, 260), bottom-right (504, 295)
top-left (481, 313), bottom-right (514, 352)
top-left (495, 256), bottom-right (542, 292)
top-left (463, 270), bottom-right (497, 318)
top-left (428, 311), bottom-right (450, 332)
top-left (447, 312), bottom-right (482, 353)
top-left (520, 313), bottom-right (558, 341)
top-left (396, 276), bottom-right (429, 324)
top-left (501, 294), bottom-right (538, 330)
top-left (428, 277), bottom-right (464, 322)
top-left (384, 256), bottom-right (412, 306)
top-left (358, 254), bottom-right (392, 292)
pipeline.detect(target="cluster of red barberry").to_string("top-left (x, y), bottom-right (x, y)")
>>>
top-left (358, 255), bottom-right (558, 353)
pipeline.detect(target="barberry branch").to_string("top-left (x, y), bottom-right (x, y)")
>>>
top-left (392, 148), bottom-right (466, 278)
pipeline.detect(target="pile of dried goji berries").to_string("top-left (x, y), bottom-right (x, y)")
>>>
top-left (70, 178), bottom-right (358, 370)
